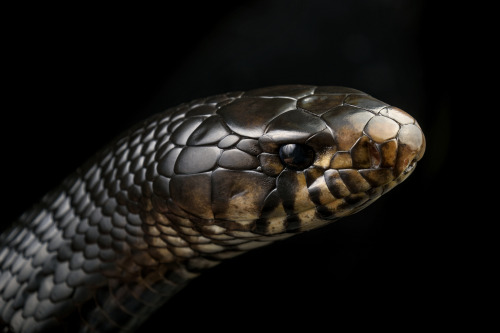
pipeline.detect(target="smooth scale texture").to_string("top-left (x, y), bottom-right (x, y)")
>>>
top-left (0, 85), bottom-right (425, 332)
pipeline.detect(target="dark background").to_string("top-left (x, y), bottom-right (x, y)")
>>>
top-left (3, 0), bottom-right (478, 330)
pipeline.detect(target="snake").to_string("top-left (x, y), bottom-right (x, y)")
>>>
top-left (0, 85), bottom-right (425, 332)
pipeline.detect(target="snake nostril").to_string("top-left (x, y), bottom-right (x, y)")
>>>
top-left (369, 142), bottom-right (381, 168)
top-left (403, 159), bottom-right (417, 175)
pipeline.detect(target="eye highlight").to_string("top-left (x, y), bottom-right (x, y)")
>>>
top-left (279, 144), bottom-right (315, 170)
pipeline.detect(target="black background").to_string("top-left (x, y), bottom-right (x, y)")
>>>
top-left (2, 0), bottom-right (482, 330)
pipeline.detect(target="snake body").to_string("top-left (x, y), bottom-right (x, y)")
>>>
top-left (0, 85), bottom-right (425, 332)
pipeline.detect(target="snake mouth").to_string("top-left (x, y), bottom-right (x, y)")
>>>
top-left (278, 146), bottom-right (424, 233)
top-left (255, 167), bottom-right (399, 235)
top-left (255, 137), bottom-right (425, 235)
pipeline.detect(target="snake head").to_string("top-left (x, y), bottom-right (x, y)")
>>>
top-left (159, 85), bottom-right (425, 237)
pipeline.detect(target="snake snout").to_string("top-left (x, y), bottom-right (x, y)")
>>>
top-left (394, 123), bottom-right (425, 176)
top-left (386, 108), bottom-right (426, 178)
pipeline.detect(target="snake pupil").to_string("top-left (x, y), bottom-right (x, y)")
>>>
top-left (279, 144), bottom-right (315, 170)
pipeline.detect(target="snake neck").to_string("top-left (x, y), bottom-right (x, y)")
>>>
top-left (0, 147), bottom-right (283, 332)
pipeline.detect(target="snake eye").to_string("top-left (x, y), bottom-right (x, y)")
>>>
top-left (279, 144), bottom-right (315, 170)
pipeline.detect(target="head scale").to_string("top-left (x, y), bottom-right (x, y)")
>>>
top-left (155, 85), bottom-right (425, 237)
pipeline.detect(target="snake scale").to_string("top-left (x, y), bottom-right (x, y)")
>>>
top-left (0, 85), bottom-right (425, 332)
